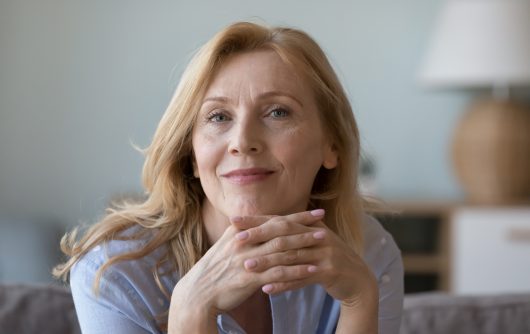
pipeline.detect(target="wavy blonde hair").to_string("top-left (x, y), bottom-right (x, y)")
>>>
top-left (53, 20), bottom-right (365, 327)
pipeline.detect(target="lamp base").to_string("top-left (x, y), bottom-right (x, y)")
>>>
top-left (452, 99), bottom-right (530, 204)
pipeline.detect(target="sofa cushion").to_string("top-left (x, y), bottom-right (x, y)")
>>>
top-left (401, 292), bottom-right (530, 334)
top-left (0, 284), bottom-right (80, 334)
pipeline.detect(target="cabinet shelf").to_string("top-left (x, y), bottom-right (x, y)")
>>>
top-left (376, 200), bottom-right (530, 294)
top-left (375, 200), bottom-right (453, 293)
top-left (402, 254), bottom-right (446, 274)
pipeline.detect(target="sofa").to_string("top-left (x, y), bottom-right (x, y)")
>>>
top-left (401, 292), bottom-right (530, 334)
top-left (0, 284), bottom-right (80, 334)
top-left (1, 283), bottom-right (529, 334)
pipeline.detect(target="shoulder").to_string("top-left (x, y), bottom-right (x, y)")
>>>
top-left (73, 226), bottom-right (160, 270)
top-left (70, 227), bottom-right (176, 333)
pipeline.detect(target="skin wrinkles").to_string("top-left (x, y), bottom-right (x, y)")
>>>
top-left (170, 28), bottom-right (378, 334)
top-left (202, 91), bottom-right (304, 109)
top-left (192, 50), bottom-right (337, 244)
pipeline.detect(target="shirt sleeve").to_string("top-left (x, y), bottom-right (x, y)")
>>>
top-left (377, 241), bottom-right (404, 334)
top-left (70, 254), bottom-right (160, 334)
top-left (361, 215), bottom-right (404, 334)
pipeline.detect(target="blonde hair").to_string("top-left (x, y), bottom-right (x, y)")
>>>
top-left (53, 20), bottom-right (365, 328)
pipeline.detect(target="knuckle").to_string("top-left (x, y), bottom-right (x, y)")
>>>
top-left (277, 220), bottom-right (290, 233)
top-left (234, 272), bottom-right (250, 289)
top-left (321, 262), bottom-right (334, 275)
top-left (252, 226), bottom-right (264, 239)
top-left (271, 237), bottom-right (286, 251)
top-left (270, 216), bottom-right (283, 224)
top-left (296, 266), bottom-right (308, 277)
top-left (284, 250), bottom-right (298, 263)
top-left (272, 266), bottom-right (286, 280)
top-left (304, 231), bottom-right (315, 243)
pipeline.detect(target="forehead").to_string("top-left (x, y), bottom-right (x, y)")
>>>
top-left (204, 50), bottom-right (312, 99)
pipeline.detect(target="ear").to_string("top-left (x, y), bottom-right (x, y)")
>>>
top-left (322, 143), bottom-right (338, 169)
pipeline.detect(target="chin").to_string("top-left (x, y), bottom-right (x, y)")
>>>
top-left (230, 206), bottom-right (268, 217)
top-left (228, 203), bottom-right (302, 218)
top-left (228, 200), bottom-right (273, 217)
top-left (224, 195), bottom-right (309, 217)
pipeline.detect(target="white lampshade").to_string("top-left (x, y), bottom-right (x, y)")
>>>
top-left (420, 0), bottom-right (530, 88)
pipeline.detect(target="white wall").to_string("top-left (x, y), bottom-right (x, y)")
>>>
top-left (0, 0), bottom-right (470, 227)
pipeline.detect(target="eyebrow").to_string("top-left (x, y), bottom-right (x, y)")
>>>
top-left (202, 91), bottom-right (304, 108)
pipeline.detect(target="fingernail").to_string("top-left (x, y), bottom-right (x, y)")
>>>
top-left (313, 230), bottom-right (326, 239)
top-left (244, 259), bottom-right (257, 269)
top-left (310, 209), bottom-right (325, 217)
top-left (231, 216), bottom-right (243, 223)
top-left (308, 265), bottom-right (318, 273)
top-left (262, 284), bottom-right (274, 293)
top-left (235, 231), bottom-right (249, 240)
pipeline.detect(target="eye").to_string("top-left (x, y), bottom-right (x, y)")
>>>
top-left (207, 111), bottom-right (230, 123)
top-left (268, 106), bottom-right (290, 118)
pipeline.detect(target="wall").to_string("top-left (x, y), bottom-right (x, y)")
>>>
top-left (0, 0), bottom-right (469, 228)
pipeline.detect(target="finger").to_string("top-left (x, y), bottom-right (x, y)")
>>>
top-left (235, 209), bottom-right (325, 244)
top-left (244, 246), bottom-right (323, 272)
top-left (257, 264), bottom-right (318, 290)
top-left (281, 209), bottom-right (325, 226)
top-left (261, 272), bottom-right (320, 295)
top-left (258, 230), bottom-right (327, 259)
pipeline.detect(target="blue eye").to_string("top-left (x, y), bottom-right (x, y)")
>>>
top-left (208, 112), bottom-right (230, 122)
top-left (269, 107), bottom-right (289, 118)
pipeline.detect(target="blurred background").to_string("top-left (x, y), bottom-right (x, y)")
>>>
top-left (1, 0), bottom-right (529, 296)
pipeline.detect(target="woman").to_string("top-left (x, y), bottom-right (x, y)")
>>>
top-left (54, 21), bottom-right (403, 333)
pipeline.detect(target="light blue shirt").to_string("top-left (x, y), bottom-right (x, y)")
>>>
top-left (70, 215), bottom-right (403, 333)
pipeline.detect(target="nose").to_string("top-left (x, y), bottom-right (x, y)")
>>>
top-left (228, 116), bottom-right (264, 155)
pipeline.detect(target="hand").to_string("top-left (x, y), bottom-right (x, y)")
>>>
top-left (168, 210), bottom-right (327, 331)
top-left (234, 210), bottom-right (378, 307)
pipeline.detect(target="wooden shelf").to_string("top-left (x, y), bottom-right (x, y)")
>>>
top-left (377, 200), bottom-right (530, 293)
top-left (402, 254), bottom-right (446, 274)
top-left (375, 200), bottom-right (455, 293)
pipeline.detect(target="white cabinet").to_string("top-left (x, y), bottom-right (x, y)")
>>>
top-left (450, 207), bottom-right (530, 294)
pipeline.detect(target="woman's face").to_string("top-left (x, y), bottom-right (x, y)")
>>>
top-left (192, 50), bottom-right (337, 221)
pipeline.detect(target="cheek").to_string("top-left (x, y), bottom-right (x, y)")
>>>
top-left (192, 136), bottom-right (220, 177)
top-left (278, 133), bottom-right (325, 175)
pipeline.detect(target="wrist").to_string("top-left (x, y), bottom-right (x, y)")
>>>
top-left (336, 300), bottom-right (378, 334)
top-left (169, 282), bottom-right (218, 333)
top-left (168, 307), bottom-right (217, 333)
top-left (336, 284), bottom-right (378, 334)
top-left (168, 299), bottom-right (218, 333)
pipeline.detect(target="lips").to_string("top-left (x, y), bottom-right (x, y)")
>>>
top-left (221, 168), bottom-right (275, 185)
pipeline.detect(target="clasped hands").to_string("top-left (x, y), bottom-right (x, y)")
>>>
top-left (170, 209), bottom-right (378, 326)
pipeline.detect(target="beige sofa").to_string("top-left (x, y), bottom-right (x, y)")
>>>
top-left (1, 284), bottom-right (529, 334)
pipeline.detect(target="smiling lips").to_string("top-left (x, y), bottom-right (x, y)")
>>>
top-left (221, 168), bottom-right (275, 185)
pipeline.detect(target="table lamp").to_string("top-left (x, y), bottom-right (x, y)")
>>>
top-left (420, 0), bottom-right (530, 203)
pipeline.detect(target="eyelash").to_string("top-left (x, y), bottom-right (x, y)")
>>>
top-left (205, 105), bottom-right (291, 123)
top-left (206, 111), bottom-right (230, 123)
top-left (267, 105), bottom-right (290, 118)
